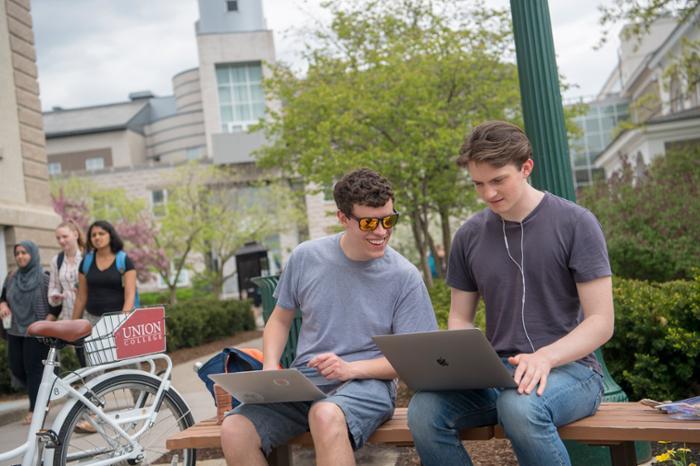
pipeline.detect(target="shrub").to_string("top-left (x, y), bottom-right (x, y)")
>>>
top-left (579, 144), bottom-right (700, 281)
top-left (604, 276), bottom-right (700, 401)
top-left (165, 298), bottom-right (255, 352)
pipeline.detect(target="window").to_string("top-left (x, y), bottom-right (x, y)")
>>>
top-left (186, 146), bottom-right (205, 161)
top-left (157, 268), bottom-right (190, 288)
top-left (48, 162), bottom-right (61, 175)
top-left (226, 0), bottom-right (238, 11)
top-left (216, 62), bottom-right (266, 132)
top-left (85, 157), bottom-right (104, 171)
top-left (151, 189), bottom-right (167, 217)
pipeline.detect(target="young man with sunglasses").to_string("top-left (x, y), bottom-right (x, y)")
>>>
top-left (408, 121), bottom-right (614, 466)
top-left (221, 168), bottom-right (437, 466)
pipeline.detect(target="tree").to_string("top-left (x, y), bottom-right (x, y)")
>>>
top-left (578, 144), bottom-right (700, 281)
top-left (149, 164), bottom-right (211, 304)
top-left (51, 179), bottom-right (162, 282)
top-left (255, 0), bottom-right (522, 285)
top-left (198, 171), bottom-right (306, 296)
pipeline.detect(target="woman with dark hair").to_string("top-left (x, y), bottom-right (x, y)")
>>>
top-left (72, 220), bottom-right (136, 338)
top-left (48, 220), bottom-right (86, 320)
top-left (0, 241), bottom-right (52, 424)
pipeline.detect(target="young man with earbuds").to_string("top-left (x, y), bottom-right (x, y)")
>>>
top-left (221, 168), bottom-right (437, 466)
top-left (408, 121), bottom-right (614, 466)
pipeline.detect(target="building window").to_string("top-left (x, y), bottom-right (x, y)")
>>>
top-left (186, 146), bottom-right (205, 161)
top-left (48, 162), bottom-right (61, 175)
top-left (85, 157), bottom-right (104, 171)
top-left (216, 62), bottom-right (265, 132)
top-left (226, 0), bottom-right (238, 11)
top-left (151, 189), bottom-right (168, 217)
top-left (157, 267), bottom-right (190, 288)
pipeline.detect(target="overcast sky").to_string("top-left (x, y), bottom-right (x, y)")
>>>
top-left (32, 0), bottom-right (623, 111)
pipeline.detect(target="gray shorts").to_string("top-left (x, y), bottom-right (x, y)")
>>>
top-left (228, 378), bottom-right (396, 455)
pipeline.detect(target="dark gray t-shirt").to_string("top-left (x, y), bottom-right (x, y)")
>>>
top-left (275, 233), bottom-right (438, 384)
top-left (447, 193), bottom-right (611, 372)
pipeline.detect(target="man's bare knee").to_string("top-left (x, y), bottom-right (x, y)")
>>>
top-left (309, 402), bottom-right (348, 439)
top-left (221, 414), bottom-right (262, 463)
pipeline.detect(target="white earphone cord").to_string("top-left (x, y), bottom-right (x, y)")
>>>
top-left (502, 219), bottom-right (536, 353)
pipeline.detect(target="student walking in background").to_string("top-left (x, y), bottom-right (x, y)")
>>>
top-left (72, 220), bottom-right (136, 366)
top-left (48, 220), bottom-right (85, 320)
top-left (0, 241), bottom-right (52, 425)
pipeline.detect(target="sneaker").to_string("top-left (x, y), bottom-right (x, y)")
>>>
top-left (75, 419), bottom-right (97, 433)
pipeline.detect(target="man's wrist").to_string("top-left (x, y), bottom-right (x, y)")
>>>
top-left (536, 347), bottom-right (558, 368)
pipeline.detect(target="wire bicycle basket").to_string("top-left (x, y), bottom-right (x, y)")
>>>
top-left (83, 308), bottom-right (167, 366)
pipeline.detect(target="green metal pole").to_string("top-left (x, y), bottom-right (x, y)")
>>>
top-left (509, 0), bottom-right (576, 202)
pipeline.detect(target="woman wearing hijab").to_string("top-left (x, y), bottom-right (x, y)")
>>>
top-left (0, 241), bottom-right (52, 425)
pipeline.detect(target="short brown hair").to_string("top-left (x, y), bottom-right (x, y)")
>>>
top-left (333, 168), bottom-right (394, 216)
top-left (456, 121), bottom-right (531, 168)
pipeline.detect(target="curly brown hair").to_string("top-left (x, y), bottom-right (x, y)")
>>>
top-left (333, 168), bottom-right (394, 216)
top-left (456, 121), bottom-right (531, 169)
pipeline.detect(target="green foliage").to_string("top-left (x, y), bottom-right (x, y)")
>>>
top-left (165, 298), bottom-right (256, 352)
top-left (604, 276), bottom-right (700, 401)
top-left (255, 0), bottom-right (527, 284)
top-left (428, 279), bottom-right (484, 329)
top-left (579, 144), bottom-right (700, 281)
top-left (51, 177), bottom-right (147, 223)
top-left (140, 288), bottom-right (199, 306)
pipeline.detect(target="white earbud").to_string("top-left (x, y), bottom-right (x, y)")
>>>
top-left (502, 218), bottom-right (535, 353)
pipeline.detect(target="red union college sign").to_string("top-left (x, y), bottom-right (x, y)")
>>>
top-left (115, 307), bottom-right (166, 359)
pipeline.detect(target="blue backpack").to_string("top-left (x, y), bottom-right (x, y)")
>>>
top-left (82, 250), bottom-right (140, 308)
top-left (196, 347), bottom-right (264, 408)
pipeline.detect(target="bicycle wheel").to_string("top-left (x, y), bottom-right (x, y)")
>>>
top-left (54, 373), bottom-right (195, 466)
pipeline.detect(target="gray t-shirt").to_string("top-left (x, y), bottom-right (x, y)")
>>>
top-left (275, 233), bottom-right (438, 383)
top-left (447, 193), bottom-right (611, 372)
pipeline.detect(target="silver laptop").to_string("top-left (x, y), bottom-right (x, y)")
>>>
top-left (373, 329), bottom-right (517, 391)
top-left (209, 369), bottom-right (330, 404)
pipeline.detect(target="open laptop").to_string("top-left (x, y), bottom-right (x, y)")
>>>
top-left (209, 369), bottom-right (338, 404)
top-left (373, 329), bottom-right (517, 391)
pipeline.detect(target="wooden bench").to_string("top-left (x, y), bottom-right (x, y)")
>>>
top-left (165, 402), bottom-right (700, 466)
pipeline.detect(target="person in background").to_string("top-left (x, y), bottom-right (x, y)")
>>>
top-left (48, 220), bottom-right (85, 320)
top-left (0, 241), bottom-right (52, 425)
top-left (72, 220), bottom-right (136, 366)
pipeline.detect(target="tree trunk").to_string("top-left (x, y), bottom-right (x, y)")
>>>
top-left (168, 285), bottom-right (178, 305)
top-left (439, 205), bottom-right (452, 277)
top-left (409, 210), bottom-right (433, 288)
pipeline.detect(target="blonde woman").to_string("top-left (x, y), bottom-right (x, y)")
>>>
top-left (48, 220), bottom-right (85, 320)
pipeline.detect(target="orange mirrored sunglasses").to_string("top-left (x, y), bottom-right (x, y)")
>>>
top-left (346, 211), bottom-right (400, 232)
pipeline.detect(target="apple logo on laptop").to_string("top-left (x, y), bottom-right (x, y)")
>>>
top-left (436, 357), bottom-right (449, 367)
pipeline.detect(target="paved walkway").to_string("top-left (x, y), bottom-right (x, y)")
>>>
top-left (0, 335), bottom-right (401, 466)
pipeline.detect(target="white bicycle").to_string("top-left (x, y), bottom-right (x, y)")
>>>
top-left (0, 312), bottom-right (195, 466)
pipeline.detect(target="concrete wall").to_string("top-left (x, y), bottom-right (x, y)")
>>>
top-left (0, 0), bottom-right (61, 271)
top-left (145, 110), bottom-right (206, 162)
top-left (46, 129), bottom-right (146, 170)
top-left (304, 188), bottom-right (338, 240)
top-left (173, 68), bottom-right (203, 112)
top-left (197, 0), bottom-right (266, 34)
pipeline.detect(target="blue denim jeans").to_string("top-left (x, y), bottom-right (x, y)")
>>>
top-left (407, 360), bottom-right (603, 466)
